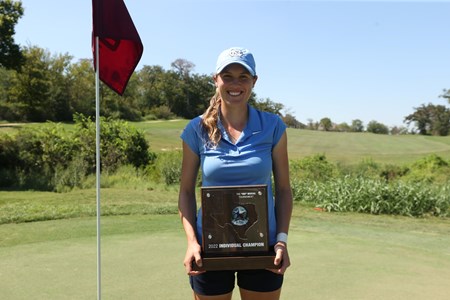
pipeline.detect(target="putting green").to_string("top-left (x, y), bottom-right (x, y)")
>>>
top-left (1, 213), bottom-right (449, 299)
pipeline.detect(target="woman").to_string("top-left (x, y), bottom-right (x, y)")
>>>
top-left (178, 47), bottom-right (293, 300)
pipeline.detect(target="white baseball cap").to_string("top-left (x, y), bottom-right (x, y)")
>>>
top-left (215, 47), bottom-right (256, 76)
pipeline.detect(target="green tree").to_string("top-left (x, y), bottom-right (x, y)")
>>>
top-left (251, 97), bottom-right (284, 115)
top-left (141, 66), bottom-right (212, 119)
top-left (47, 50), bottom-right (73, 121)
top-left (404, 103), bottom-right (450, 136)
top-left (319, 117), bottom-right (333, 131)
top-left (404, 104), bottom-right (430, 135)
top-left (367, 120), bottom-right (389, 134)
top-left (9, 46), bottom-right (72, 121)
top-left (182, 73), bottom-right (214, 118)
top-left (441, 89), bottom-right (450, 105)
top-left (336, 122), bottom-right (351, 132)
top-left (8, 46), bottom-right (52, 121)
top-left (390, 126), bottom-right (408, 135)
top-left (136, 65), bottom-right (167, 114)
top-left (0, 0), bottom-right (24, 70)
top-left (158, 70), bottom-right (184, 115)
top-left (67, 59), bottom-right (96, 117)
top-left (283, 113), bottom-right (304, 129)
top-left (0, 66), bottom-right (20, 120)
top-left (351, 119), bottom-right (364, 132)
top-left (171, 58), bottom-right (195, 78)
top-left (170, 59), bottom-right (214, 119)
top-left (428, 105), bottom-right (450, 136)
top-left (136, 65), bottom-right (184, 117)
top-left (99, 71), bottom-right (142, 120)
top-left (307, 118), bottom-right (319, 130)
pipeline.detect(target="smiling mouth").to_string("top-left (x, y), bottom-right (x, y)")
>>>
top-left (228, 91), bottom-right (243, 96)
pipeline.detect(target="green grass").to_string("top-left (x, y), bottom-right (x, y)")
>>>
top-left (2, 119), bottom-right (450, 164)
top-left (0, 187), bottom-right (180, 224)
top-left (287, 129), bottom-right (450, 164)
top-left (0, 173), bottom-right (449, 299)
top-left (0, 215), bottom-right (189, 299)
top-left (2, 120), bottom-right (450, 298)
top-left (136, 122), bottom-right (450, 165)
top-left (131, 119), bottom-right (188, 152)
top-left (1, 208), bottom-right (449, 299)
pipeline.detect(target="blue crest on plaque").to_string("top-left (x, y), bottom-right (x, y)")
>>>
top-left (231, 206), bottom-right (249, 226)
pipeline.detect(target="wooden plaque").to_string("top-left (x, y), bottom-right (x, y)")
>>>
top-left (192, 185), bottom-right (276, 271)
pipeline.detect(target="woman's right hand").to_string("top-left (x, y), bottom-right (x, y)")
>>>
top-left (183, 242), bottom-right (205, 275)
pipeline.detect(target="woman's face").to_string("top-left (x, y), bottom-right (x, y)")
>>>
top-left (214, 64), bottom-right (258, 106)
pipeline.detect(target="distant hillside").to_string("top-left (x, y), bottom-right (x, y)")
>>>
top-left (286, 128), bottom-right (450, 165)
top-left (133, 120), bottom-right (450, 165)
top-left (2, 120), bottom-right (450, 166)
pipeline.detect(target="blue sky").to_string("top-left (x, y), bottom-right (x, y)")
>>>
top-left (14, 0), bottom-right (450, 127)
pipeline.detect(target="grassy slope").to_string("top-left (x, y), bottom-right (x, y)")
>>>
top-left (2, 119), bottom-right (450, 165)
top-left (133, 120), bottom-right (450, 164)
top-left (287, 129), bottom-right (450, 164)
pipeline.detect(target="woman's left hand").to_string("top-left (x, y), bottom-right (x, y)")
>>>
top-left (269, 242), bottom-right (291, 274)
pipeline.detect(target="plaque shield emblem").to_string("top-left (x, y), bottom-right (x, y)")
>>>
top-left (231, 206), bottom-right (249, 226)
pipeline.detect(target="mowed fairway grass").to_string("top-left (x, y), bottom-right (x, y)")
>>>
top-left (1, 120), bottom-right (450, 299)
top-left (131, 119), bottom-right (450, 164)
top-left (1, 191), bottom-right (450, 299)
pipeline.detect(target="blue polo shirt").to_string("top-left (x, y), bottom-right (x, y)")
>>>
top-left (180, 105), bottom-right (286, 245)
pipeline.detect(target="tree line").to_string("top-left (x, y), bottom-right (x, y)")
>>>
top-left (1, 0), bottom-right (449, 135)
top-left (0, 44), bottom-right (289, 122)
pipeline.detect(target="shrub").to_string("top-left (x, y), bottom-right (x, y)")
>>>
top-left (0, 115), bottom-right (153, 191)
top-left (350, 158), bottom-right (381, 179)
top-left (97, 164), bottom-right (154, 190)
top-left (53, 157), bottom-right (89, 192)
top-left (12, 127), bottom-right (56, 190)
top-left (148, 105), bottom-right (176, 120)
top-left (0, 134), bottom-right (20, 187)
top-left (379, 164), bottom-right (409, 181)
top-left (403, 154), bottom-right (450, 183)
top-left (153, 150), bottom-right (182, 185)
top-left (73, 114), bottom-right (152, 174)
top-left (290, 154), bottom-right (337, 182)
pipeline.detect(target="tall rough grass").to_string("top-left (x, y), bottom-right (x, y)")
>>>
top-left (292, 177), bottom-right (450, 217)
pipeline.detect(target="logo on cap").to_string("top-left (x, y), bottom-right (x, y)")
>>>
top-left (228, 48), bottom-right (246, 58)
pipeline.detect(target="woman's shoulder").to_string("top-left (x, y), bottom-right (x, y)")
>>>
top-left (185, 115), bottom-right (203, 128)
top-left (182, 115), bottom-right (204, 138)
top-left (181, 116), bottom-right (203, 146)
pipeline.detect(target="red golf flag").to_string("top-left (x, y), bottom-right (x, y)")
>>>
top-left (92, 0), bottom-right (143, 95)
